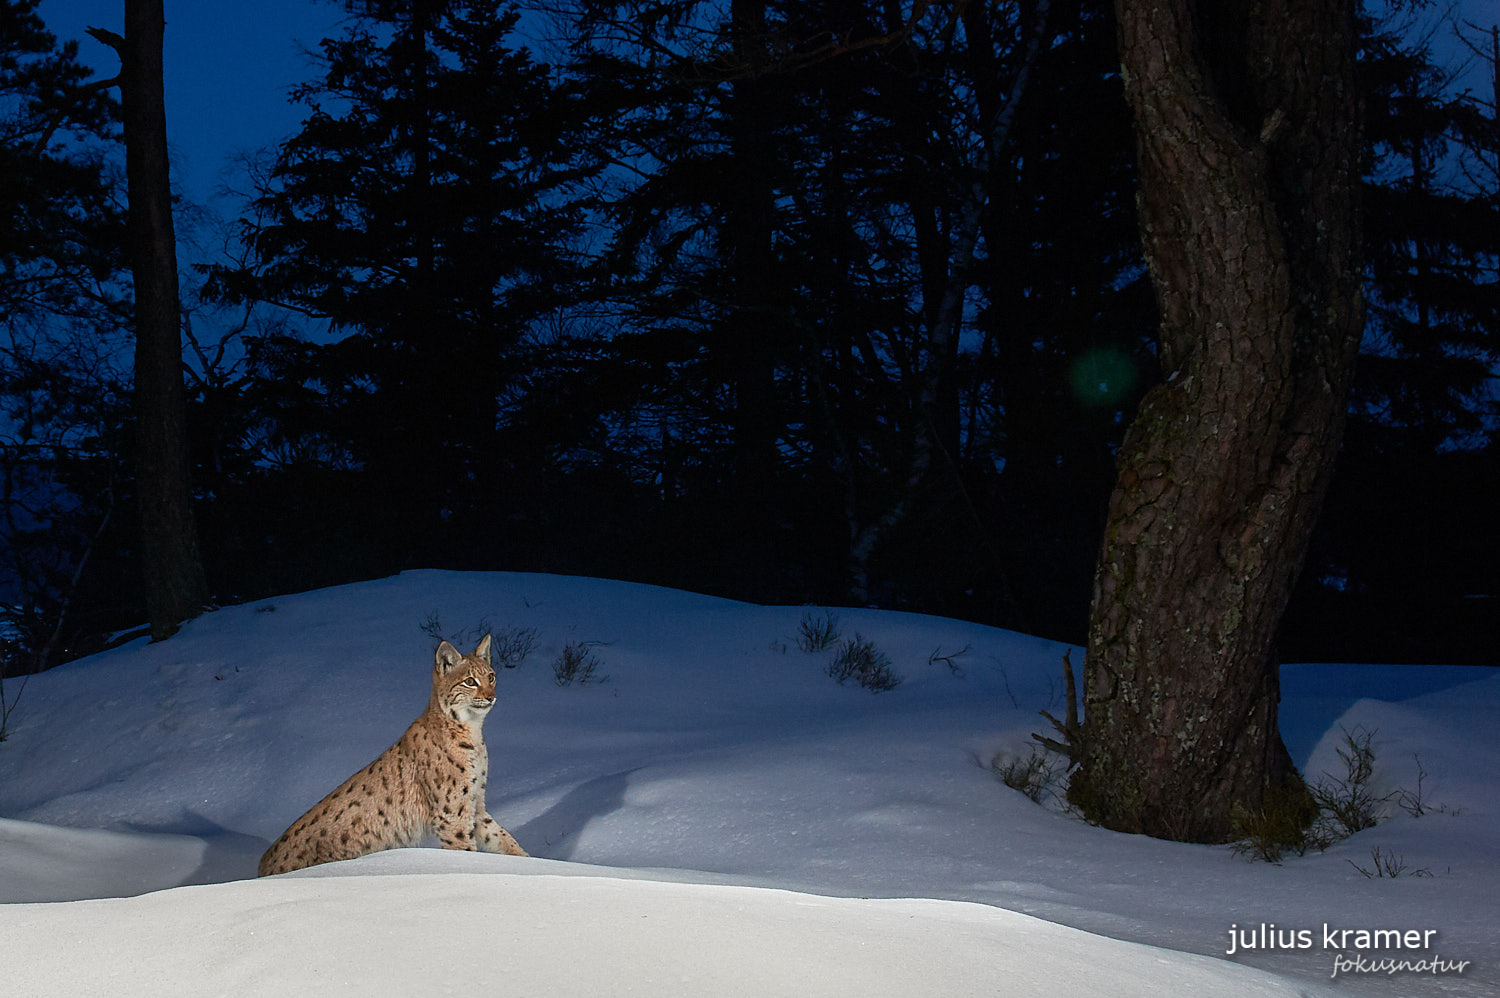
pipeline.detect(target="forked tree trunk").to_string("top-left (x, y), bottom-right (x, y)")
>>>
top-left (94, 0), bottom-right (209, 640)
top-left (1067, 0), bottom-right (1364, 840)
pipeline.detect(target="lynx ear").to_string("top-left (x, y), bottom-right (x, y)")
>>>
top-left (435, 640), bottom-right (464, 673)
top-left (475, 634), bottom-right (492, 664)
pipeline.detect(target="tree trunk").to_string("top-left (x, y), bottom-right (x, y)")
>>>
top-left (1068, 0), bottom-right (1364, 841)
top-left (724, 0), bottom-right (781, 601)
top-left (95, 0), bottom-right (208, 640)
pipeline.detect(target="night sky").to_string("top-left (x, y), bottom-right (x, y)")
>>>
top-left (38, 0), bottom-right (343, 202)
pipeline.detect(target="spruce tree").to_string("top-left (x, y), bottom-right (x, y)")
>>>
top-left (233, 0), bottom-right (592, 568)
top-left (0, 0), bottom-right (131, 670)
top-left (1287, 6), bottom-right (1500, 663)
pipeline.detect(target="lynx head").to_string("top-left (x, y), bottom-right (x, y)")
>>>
top-left (433, 634), bottom-right (497, 724)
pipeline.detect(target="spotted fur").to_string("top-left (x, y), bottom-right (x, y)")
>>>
top-left (258, 635), bottom-right (527, 876)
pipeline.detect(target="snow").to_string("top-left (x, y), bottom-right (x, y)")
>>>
top-left (1, 570), bottom-right (1494, 996)
top-left (5, 859), bottom-right (1321, 998)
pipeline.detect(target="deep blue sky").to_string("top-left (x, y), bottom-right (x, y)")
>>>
top-left (38, 0), bottom-right (344, 202)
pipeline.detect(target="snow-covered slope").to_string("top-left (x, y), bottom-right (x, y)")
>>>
top-left (1, 571), bottom-right (1493, 996)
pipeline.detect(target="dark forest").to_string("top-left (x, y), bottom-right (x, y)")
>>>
top-left (2, 0), bottom-right (1496, 682)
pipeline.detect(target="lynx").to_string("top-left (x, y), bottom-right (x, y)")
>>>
top-left (258, 635), bottom-right (528, 876)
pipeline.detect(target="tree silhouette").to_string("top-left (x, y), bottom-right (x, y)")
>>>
top-left (88, 0), bottom-right (209, 641)
top-left (220, 0), bottom-right (594, 571)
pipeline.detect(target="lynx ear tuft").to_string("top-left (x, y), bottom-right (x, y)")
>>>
top-left (435, 640), bottom-right (464, 672)
top-left (475, 634), bottom-right (492, 664)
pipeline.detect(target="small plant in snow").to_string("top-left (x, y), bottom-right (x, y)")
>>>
top-left (419, 610), bottom-right (491, 651)
top-left (1231, 726), bottom-right (1382, 861)
top-left (1310, 725), bottom-right (1387, 841)
top-left (826, 633), bottom-right (902, 692)
top-left (992, 745), bottom-right (1065, 804)
top-left (552, 641), bottom-right (608, 687)
top-left (1391, 753), bottom-right (1458, 817)
top-left (1233, 724), bottom-right (1455, 863)
top-left (1230, 781), bottom-right (1320, 863)
top-left (489, 625), bottom-right (539, 669)
top-left (927, 644), bottom-right (971, 677)
top-left (420, 614), bottom-right (537, 669)
top-left (1347, 845), bottom-right (1432, 879)
top-left (796, 610), bottom-right (841, 652)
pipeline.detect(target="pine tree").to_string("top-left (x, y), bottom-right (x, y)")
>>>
top-left (227, 0), bottom-right (593, 568)
top-left (0, 0), bottom-right (131, 672)
top-left (0, 0), bottom-right (121, 320)
top-left (1287, 5), bottom-right (1500, 663)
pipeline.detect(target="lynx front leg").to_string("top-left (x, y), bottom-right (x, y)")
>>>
top-left (476, 809), bottom-right (529, 856)
top-left (433, 790), bottom-right (484, 851)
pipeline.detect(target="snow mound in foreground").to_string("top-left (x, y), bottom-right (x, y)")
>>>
top-left (5, 853), bottom-right (1325, 998)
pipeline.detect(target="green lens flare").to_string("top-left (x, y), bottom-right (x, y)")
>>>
top-left (1068, 347), bottom-right (1138, 408)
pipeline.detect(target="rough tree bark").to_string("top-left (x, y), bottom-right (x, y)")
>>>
top-left (1066, 0), bottom-right (1364, 840)
top-left (90, 0), bottom-right (208, 640)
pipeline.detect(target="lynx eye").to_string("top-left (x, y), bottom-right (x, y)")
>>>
top-left (463, 677), bottom-right (478, 687)
top-left (487, 673), bottom-right (496, 684)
